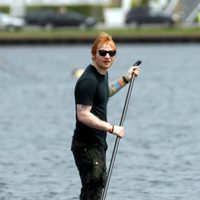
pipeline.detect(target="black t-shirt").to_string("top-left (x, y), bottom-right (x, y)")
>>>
top-left (73, 64), bottom-right (109, 148)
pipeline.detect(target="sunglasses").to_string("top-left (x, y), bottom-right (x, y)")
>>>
top-left (98, 50), bottom-right (116, 57)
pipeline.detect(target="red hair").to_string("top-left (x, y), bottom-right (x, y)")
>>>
top-left (91, 32), bottom-right (117, 55)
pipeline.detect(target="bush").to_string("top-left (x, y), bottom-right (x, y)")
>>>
top-left (0, 6), bottom-right (10, 13)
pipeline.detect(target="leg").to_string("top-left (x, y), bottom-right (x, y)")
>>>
top-left (79, 186), bottom-right (87, 200)
top-left (87, 183), bottom-right (103, 200)
top-left (72, 143), bottom-right (107, 200)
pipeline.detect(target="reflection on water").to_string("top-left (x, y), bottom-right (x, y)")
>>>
top-left (0, 44), bottom-right (200, 200)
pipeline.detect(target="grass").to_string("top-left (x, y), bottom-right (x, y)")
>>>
top-left (0, 26), bottom-right (200, 39)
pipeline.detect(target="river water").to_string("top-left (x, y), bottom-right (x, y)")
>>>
top-left (0, 44), bottom-right (200, 200)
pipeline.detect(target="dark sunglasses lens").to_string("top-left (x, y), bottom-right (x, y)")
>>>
top-left (99, 50), bottom-right (116, 57)
top-left (109, 51), bottom-right (116, 57)
top-left (99, 50), bottom-right (107, 56)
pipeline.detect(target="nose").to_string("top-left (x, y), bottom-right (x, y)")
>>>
top-left (105, 53), bottom-right (110, 58)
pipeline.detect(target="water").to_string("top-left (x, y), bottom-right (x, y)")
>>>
top-left (0, 44), bottom-right (200, 200)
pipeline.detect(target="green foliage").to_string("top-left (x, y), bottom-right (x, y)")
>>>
top-left (131, 0), bottom-right (140, 7)
top-left (0, 6), bottom-right (10, 13)
top-left (141, 0), bottom-right (150, 6)
top-left (108, 0), bottom-right (122, 7)
top-left (131, 0), bottom-right (150, 7)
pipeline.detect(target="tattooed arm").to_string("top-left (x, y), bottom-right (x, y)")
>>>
top-left (76, 104), bottom-right (125, 137)
top-left (109, 66), bottom-right (139, 97)
top-left (109, 75), bottom-right (129, 97)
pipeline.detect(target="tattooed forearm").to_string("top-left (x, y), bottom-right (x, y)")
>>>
top-left (109, 77), bottom-right (128, 97)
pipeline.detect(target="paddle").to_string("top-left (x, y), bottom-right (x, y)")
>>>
top-left (101, 60), bottom-right (142, 200)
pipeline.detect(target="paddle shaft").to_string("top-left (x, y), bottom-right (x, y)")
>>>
top-left (101, 60), bottom-right (142, 200)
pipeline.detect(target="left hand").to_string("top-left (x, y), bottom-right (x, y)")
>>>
top-left (127, 66), bottom-right (140, 79)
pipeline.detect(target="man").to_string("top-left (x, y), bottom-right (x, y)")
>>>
top-left (71, 32), bottom-right (139, 200)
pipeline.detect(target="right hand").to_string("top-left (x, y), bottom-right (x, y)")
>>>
top-left (112, 125), bottom-right (125, 138)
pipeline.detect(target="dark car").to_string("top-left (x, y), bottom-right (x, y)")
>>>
top-left (125, 6), bottom-right (174, 26)
top-left (25, 10), bottom-right (96, 28)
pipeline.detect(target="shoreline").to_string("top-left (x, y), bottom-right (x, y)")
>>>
top-left (1, 35), bottom-right (200, 44)
top-left (1, 26), bottom-right (200, 44)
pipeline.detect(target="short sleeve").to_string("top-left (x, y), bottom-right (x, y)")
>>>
top-left (75, 78), bottom-right (97, 105)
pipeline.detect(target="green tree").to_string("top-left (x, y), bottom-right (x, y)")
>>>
top-left (141, 0), bottom-right (149, 6)
top-left (131, 0), bottom-right (159, 7)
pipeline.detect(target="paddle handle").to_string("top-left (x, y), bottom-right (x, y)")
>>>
top-left (119, 60), bottom-right (142, 126)
top-left (133, 60), bottom-right (142, 66)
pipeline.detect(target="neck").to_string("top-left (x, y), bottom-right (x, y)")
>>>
top-left (92, 62), bottom-right (107, 75)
